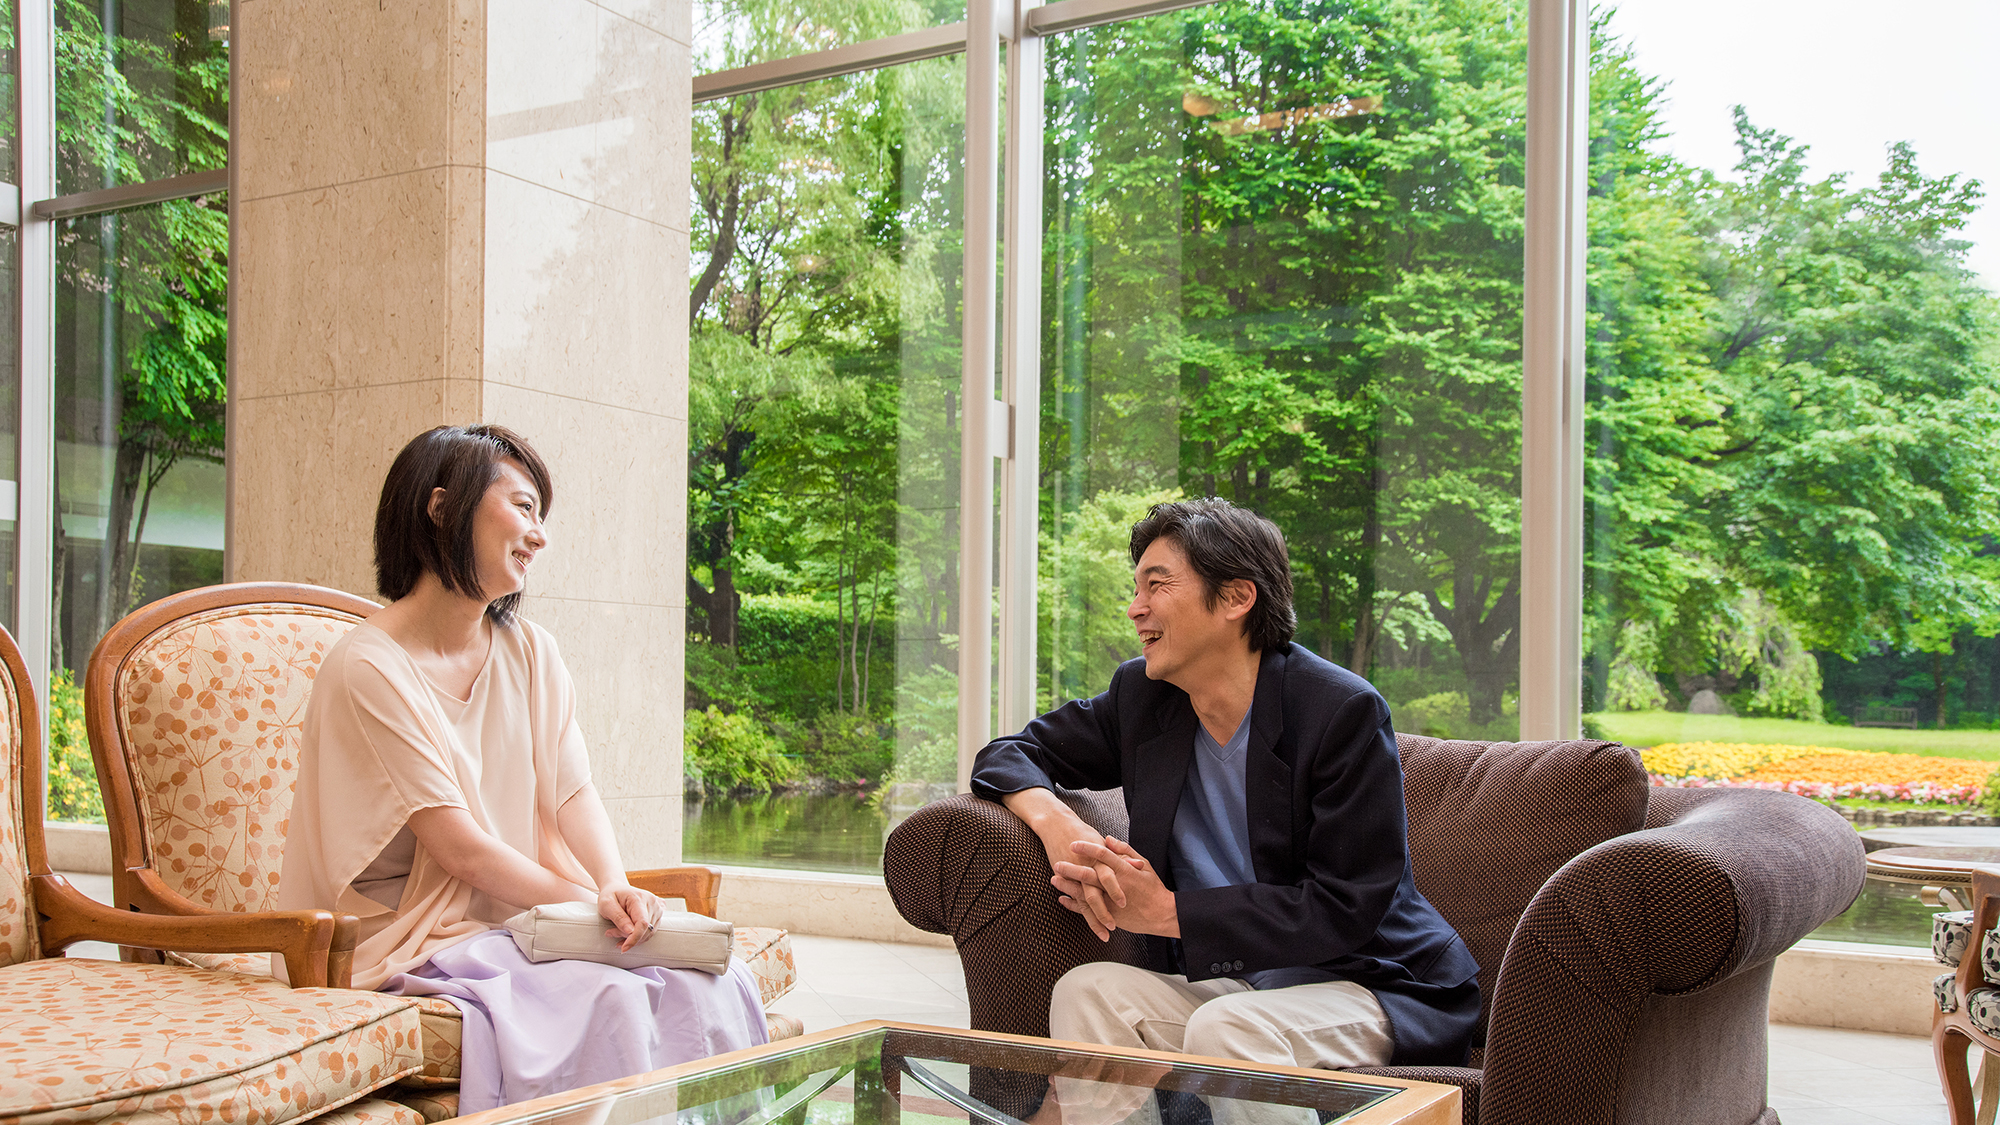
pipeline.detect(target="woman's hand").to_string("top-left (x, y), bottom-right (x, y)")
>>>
top-left (597, 881), bottom-right (661, 952)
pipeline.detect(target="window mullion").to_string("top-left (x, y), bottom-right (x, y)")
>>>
top-left (17, 0), bottom-right (57, 708)
top-left (1519, 0), bottom-right (1589, 739)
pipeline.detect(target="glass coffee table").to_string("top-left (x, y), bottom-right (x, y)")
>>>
top-left (452, 1022), bottom-right (1458, 1125)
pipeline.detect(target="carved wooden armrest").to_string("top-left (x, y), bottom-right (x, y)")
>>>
top-left (34, 872), bottom-right (355, 988)
top-left (627, 866), bottom-right (722, 918)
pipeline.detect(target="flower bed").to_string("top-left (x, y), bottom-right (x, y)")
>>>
top-left (1643, 741), bottom-right (1993, 807)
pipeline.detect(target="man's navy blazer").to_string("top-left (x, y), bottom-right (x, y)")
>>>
top-left (970, 642), bottom-right (1480, 1067)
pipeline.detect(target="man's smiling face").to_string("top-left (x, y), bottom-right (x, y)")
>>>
top-left (1127, 536), bottom-right (1248, 686)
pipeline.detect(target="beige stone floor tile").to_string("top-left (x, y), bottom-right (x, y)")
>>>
top-left (1779, 1109), bottom-right (1926, 1125)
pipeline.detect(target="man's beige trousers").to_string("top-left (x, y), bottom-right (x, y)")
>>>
top-left (1044, 963), bottom-right (1394, 1125)
top-left (1050, 961), bottom-right (1394, 1069)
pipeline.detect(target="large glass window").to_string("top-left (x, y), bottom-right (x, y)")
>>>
top-left (1584, 3), bottom-right (1999, 944)
top-left (696, 0), bottom-right (966, 73)
top-left (0, 0), bottom-right (19, 641)
top-left (42, 0), bottom-right (229, 823)
top-left (682, 58), bottom-right (965, 873)
top-left (1039, 0), bottom-right (1527, 739)
top-left (681, 0), bottom-right (1998, 890)
top-left (55, 0), bottom-right (228, 194)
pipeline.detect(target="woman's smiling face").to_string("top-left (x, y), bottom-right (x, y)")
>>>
top-left (466, 459), bottom-right (547, 601)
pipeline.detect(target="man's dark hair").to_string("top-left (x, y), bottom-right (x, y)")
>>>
top-left (1130, 498), bottom-right (1296, 652)
top-left (375, 424), bottom-right (553, 626)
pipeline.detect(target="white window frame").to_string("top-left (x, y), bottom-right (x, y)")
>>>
top-left (625, 0), bottom-right (1588, 778)
top-left (12, 1), bottom-right (236, 709)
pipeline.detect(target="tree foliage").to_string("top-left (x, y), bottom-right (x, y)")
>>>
top-left (52, 0), bottom-right (230, 669)
top-left (686, 27), bottom-right (963, 780)
top-left (1585, 18), bottom-right (2000, 719)
top-left (686, 0), bottom-right (2000, 789)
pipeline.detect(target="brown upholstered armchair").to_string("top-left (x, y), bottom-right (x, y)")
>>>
top-left (885, 735), bottom-right (1865, 1125)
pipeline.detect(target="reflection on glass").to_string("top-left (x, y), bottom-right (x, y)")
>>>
top-left (1582, 8), bottom-right (2000, 813)
top-left (0, 0), bottom-right (17, 183)
top-left (1808, 878), bottom-right (1934, 948)
top-left (55, 0), bottom-right (228, 195)
top-left (1040, 1), bottom-right (1528, 738)
top-left (695, 0), bottom-right (965, 73)
top-left (50, 196), bottom-right (228, 822)
top-left (0, 228), bottom-right (18, 635)
top-left (498, 1026), bottom-right (1403, 1125)
top-left (682, 59), bottom-right (964, 872)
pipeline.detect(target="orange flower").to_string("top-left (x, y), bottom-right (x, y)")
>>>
top-left (1741, 751), bottom-right (1990, 789)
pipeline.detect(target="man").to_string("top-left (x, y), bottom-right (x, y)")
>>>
top-left (971, 499), bottom-right (1478, 1073)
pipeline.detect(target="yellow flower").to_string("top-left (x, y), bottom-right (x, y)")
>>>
top-left (1641, 741), bottom-right (1832, 781)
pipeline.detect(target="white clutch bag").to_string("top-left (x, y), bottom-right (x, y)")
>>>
top-left (503, 900), bottom-right (734, 974)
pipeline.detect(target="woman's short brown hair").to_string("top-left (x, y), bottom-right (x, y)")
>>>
top-left (375, 424), bottom-right (553, 626)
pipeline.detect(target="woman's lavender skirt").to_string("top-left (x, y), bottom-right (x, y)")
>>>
top-left (384, 929), bottom-right (770, 1112)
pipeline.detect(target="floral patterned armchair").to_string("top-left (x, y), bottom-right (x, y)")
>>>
top-left (1930, 866), bottom-right (2000, 1123)
top-left (0, 616), bottom-right (432, 1125)
top-left (84, 582), bottom-right (802, 1124)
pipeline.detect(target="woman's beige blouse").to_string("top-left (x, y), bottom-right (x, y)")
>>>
top-left (279, 618), bottom-right (595, 989)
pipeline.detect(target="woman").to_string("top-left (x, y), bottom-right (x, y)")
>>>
top-left (279, 424), bottom-right (766, 1112)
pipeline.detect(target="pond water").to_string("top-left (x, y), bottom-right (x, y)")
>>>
top-left (683, 792), bottom-right (891, 875)
top-left (1807, 877), bottom-right (1939, 948)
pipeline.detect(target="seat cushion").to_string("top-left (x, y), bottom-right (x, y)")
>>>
top-left (1937, 910), bottom-right (1975, 967)
top-left (166, 949), bottom-right (272, 975)
top-left (1969, 987), bottom-right (2000, 1036)
top-left (734, 925), bottom-right (795, 1006)
top-left (174, 926), bottom-right (795, 1084)
top-left (0, 958), bottom-right (423, 1125)
top-left (388, 1089), bottom-right (459, 1124)
top-left (307, 1097), bottom-right (426, 1125)
top-left (402, 996), bottom-right (465, 1086)
top-left (1939, 972), bottom-right (1962, 1014)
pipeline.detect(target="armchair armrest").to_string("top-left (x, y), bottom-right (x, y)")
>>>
top-left (112, 866), bottom-right (362, 987)
top-left (1480, 787), bottom-right (1862, 1125)
top-left (627, 866), bottom-right (722, 918)
top-left (884, 794), bottom-right (1148, 1038)
top-left (33, 871), bottom-right (351, 988)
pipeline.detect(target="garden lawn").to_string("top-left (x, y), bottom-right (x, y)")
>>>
top-left (1587, 711), bottom-right (2000, 760)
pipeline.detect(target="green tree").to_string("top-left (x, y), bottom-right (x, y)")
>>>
top-left (1043, 0), bottom-right (1533, 723)
top-left (1583, 16), bottom-right (2000, 721)
top-left (52, 0), bottom-right (229, 666)
top-left (1691, 120), bottom-right (2000, 665)
top-left (688, 30), bottom-right (963, 782)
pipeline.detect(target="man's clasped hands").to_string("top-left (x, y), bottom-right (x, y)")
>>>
top-left (1048, 834), bottom-right (1183, 942)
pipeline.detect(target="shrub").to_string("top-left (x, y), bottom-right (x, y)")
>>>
top-left (684, 706), bottom-right (797, 795)
top-left (1396, 692), bottom-right (1469, 739)
top-left (802, 711), bottom-right (893, 783)
top-left (1981, 765), bottom-right (2000, 816)
top-left (45, 669), bottom-right (104, 823)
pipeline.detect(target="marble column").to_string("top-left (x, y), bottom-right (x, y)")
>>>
top-left (229, 0), bottom-right (692, 864)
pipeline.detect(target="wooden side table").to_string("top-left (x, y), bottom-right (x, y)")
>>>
top-left (1866, 846), bottom-right (2000, 912)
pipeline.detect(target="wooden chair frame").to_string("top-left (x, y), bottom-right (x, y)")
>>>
top-left (1937, 867), bottom-right (2000, 1124)
top-left (7, 612), bottom-right (349, 984)
top-left (85, 581), bottom-right (721, 988)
